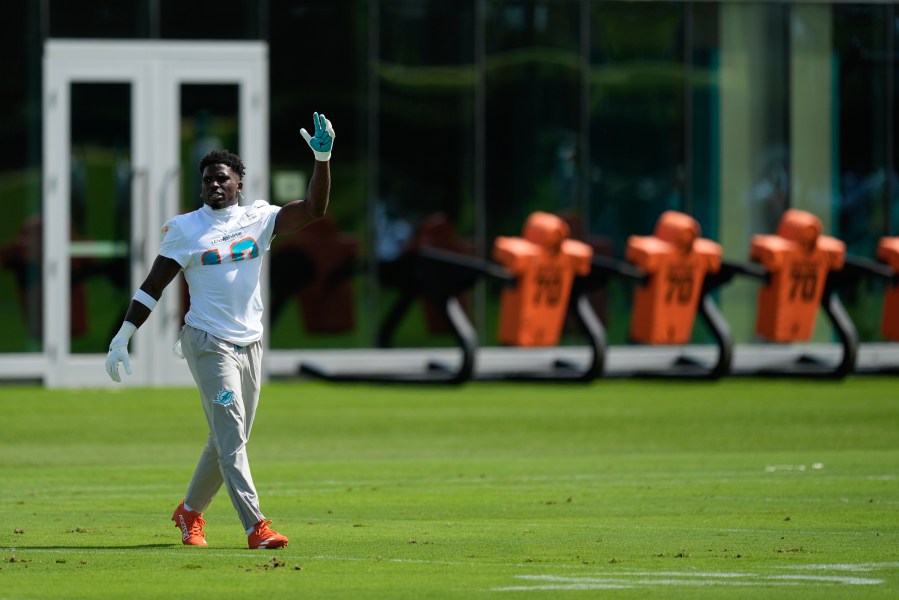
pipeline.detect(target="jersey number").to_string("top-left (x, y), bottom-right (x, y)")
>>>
top-left (532, 266), bottom-right (563, 307)
top-left (201, 238), bottom-right (259, 265)
top-left (665, 265), bottom-right (695, 305)
top-left (788, 262), bottom-right (817, 302)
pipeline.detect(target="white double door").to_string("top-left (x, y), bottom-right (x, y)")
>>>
top-left (43, 40), bottom-right (268, 387)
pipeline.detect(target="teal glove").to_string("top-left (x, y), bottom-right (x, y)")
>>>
top-left (300, 112), bottom-right (335, 161)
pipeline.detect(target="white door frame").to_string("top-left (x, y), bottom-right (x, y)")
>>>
top-left (43, 39), bottom-right (269, 388)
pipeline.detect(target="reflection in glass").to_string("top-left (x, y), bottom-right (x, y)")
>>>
top-left (375, 0), bottom-right (477, 347)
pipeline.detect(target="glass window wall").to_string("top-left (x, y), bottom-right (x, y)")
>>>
top-left (833, 3), bottom-right (897, 340)
top-left (4, 1), bottom-right (899, 372)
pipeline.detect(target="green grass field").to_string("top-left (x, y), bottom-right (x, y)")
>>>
top-left (1, 377), bottom-right (897, 599)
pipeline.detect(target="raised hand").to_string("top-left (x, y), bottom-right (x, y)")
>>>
top-left (300, 112), bottom-right (335, 161)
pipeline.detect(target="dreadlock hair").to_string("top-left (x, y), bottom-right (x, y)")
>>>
top-left (199, 149), bottom-right (245, 181)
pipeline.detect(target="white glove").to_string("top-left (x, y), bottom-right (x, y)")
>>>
top-left (105, 322), bottom-right (136, 382)
top-left (173, 339), bottom-right (184, 360)
top-left (300, 112), bottom-right (335, 161)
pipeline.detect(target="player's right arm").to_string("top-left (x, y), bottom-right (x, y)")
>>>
top-left (105, 255), bottom-right (182, 382)
top-left (124, 256), bottom-right (182, 328)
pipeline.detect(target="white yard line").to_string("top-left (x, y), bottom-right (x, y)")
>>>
top-left (492, 567), bottom-right (890, 591)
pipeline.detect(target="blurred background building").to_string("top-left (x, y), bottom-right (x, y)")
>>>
top-left (2, 0), bottom-right (897, 385)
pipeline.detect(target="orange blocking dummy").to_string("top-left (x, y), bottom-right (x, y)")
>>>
top-left (626, 211), bottom-right (722, 345)
top-left (750, 209), bottom-right (845, 342)
top-left (493, 212), bottom-right (593, 346)
top-left (876, 237), bottom-right (899, 341)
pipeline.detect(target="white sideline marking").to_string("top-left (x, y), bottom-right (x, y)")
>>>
top-left (780, 562), bottom-right (899, 572)
top-left (492, 565), bottom-right (891, 592)
top-left (764, 463), bottom-right (826, 472)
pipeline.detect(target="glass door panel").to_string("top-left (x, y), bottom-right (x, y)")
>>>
top-left (180, 84), bottom-right (240, 214)
top-left (69, 83), bottom-right (132, 354)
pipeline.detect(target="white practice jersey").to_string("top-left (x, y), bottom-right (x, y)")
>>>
top-left (159, 200), bottom-right (280, 345)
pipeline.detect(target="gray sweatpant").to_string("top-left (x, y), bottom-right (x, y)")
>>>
top-left (179, 325), bottom-right (265, 532)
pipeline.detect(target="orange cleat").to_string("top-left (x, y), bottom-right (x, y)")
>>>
top-left (172, 500), bottom-right (207, 546)
top-left (248, 519), bottom-right (288, 549)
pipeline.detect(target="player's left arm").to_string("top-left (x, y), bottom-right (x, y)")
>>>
top-left (274, 112), bottom-right (334, 235)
